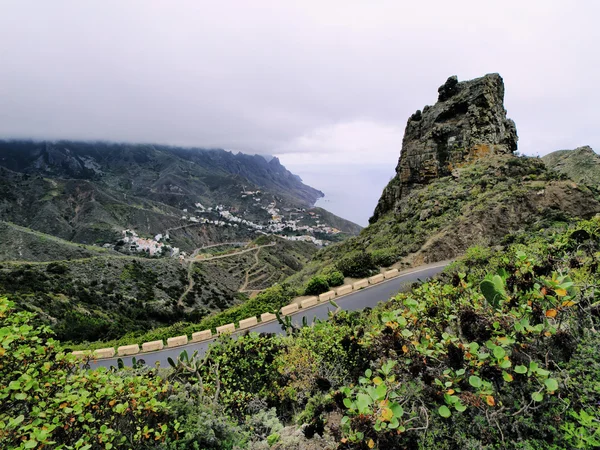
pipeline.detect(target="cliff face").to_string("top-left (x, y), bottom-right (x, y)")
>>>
top-left (371, 73), bottom-right (518, 223)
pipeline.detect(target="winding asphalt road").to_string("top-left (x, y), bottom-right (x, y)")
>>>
top-left (88, 261), bottom-right (450, 370)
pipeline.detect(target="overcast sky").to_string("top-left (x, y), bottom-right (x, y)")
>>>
top-left (1, 1), bottom-right (599, 224)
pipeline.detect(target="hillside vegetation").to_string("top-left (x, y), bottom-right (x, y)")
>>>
top-left (0, 221), bottom-right (117, 262)
top-left (285, 154), bottom-right (600, 288)
top-left (2, 217), bottom-right (599, 449)
top-left (0, 235), bottom-right (316, 344)
top-left (543, 145), bottom-right (600, 188)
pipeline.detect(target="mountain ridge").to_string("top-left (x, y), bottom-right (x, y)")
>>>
top-left (0, 139), bottom-right (360, 251)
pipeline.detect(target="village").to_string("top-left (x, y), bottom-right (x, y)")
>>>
top-left (109, 189), bottom-right (343, 258)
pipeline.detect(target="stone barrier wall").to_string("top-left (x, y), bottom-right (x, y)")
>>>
top-left (216, 323), bottom-right (236, 335)
top-left (353, 279), bottom-right (369, 289)
top-left (118, 344), bottom-right (140, 356)
top-left (335, 285), bottom-right (353, 296)
top-left (260, 312), bottom-right (277, 323)
top-left (142, 340), bottom-right (164, 352)
top-left (280, 303), bottom-right (299, 315)
top-left (300, 297), bottom-right (318, 308)
top-left (74, 265), bottom-right (407, 359)
top-left (319, 290), bottom-right (336, 302)
top-left (167, 335), bottom-right (188, 348)
top-left (192, 330), bottom-right (212, 342)
top-left (368, 274), bottom-right (385, 284)
top-left (239, 317), bottom-right (258, 329)
top-left (93, 348), bottom-right (115, 359)
top-left (384, 269), bottom-right (399, 279)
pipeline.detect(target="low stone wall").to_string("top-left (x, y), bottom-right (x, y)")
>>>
top-left (239, 317), bottom-right (258, 329)
top-left (353, 279), bottom-right (369, 289)
top-left (319, 290), bottom-right (336, 302)
top-left (93, 348), bottom-right (115, 359)
top-left (142, 340), bottom-right (164, 352)
top-left (192, 330), bottom-right (212, 342)
top-left (118, 344), bottom-right (140, 356)
top-left (167, 335), bottom-right (188, 348)
top-left (300, 297), bottom-right (318, 308)
top-left (216, 323), bottom-right (235, 335)
top-left (260, 312), bottom-right (277, 322)
top-left (384, 269), bottom-right (399, 279)
top-left (335, 285), bottom-right (353, 296)
top-left (280, 303), bottom-right (299, 315)
top-left (368, 274), bottom-right (385, 284)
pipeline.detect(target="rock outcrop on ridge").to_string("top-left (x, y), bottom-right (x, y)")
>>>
top-left (371, 73), bottom-right (518, 223)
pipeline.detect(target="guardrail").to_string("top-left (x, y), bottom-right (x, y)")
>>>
top-left (72, 268), bottom-right (401, 360)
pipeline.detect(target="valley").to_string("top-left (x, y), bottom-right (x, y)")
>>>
top-left (0, 142), bottom-right (360, 344)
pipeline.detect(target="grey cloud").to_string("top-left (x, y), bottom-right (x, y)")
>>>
top-left (0, 0), bottom-right (599, 158)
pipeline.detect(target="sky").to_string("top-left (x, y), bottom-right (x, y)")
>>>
top-left (1, 1), bottom-right (599, 225)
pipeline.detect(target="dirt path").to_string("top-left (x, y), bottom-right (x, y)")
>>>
top-left (188, 242), bottom-right (275, 262)
top-left (177, 242), bottom-right (275, 306)
top-left (177, 261), bottom-right (196, 306)
top-left (239, 247), bottom-right (262, 291)
top-left (190, 241), bottom-right (249, 258)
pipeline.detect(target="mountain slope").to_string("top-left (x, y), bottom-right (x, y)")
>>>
top-left (542, 145), bottom-right (600, 187)
top-left (0, 140), bottom-right (360, 252)
top-left (0, 140), bottom-right (324, 206)
top-left (286, 74), bottom-right (600, 287)
top-left (0, 235), bottom-right (316, 343)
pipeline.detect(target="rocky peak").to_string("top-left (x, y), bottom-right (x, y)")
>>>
top-left (371, 73), bottom-right (518, 223)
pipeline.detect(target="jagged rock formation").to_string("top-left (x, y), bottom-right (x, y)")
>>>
top-left (371, 73), bottom-right (518, 223)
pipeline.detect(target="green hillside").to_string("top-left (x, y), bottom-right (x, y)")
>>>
top-left (3, 216), bottom-right (599, 449)
top-left (284, 154), bottom-right (600, 289)
top-left (542, 145), bottom-right (600, 188)
top-left (0, 221), bottom-right (117, 262)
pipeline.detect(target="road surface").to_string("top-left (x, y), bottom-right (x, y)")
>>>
top-left (88, 261), bottom-right (450, 369)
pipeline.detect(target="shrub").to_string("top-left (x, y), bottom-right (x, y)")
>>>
top-left (0, 296), bottom-right (176, 449)
top-left (198, 333), bottom-right (286, 415)
top-left (371, 248), bottom-right (399, 267)
top-left (163, 385), bottom-right (245, 450)
top-left (336, 251), bottom-right (376, 278)
top-left (325, 270), bottom-right (345, 287)
top-left (304, 276), bottom-right (330, 295)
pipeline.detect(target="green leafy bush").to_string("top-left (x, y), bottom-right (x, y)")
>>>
top-left (335, 251), bottom-right (376, 278)
top-left (0, 296), bottom-right (177, 449)
top-left (163, 386), bottom-right (245, 450)
top-left (371, 248), bottom-right (399, 267)
top-left (304, 276), bottom-right (330, 295)
top-left (325, 270), bottom-right (345, 287)
top-left (198, 333), bottom-right (286, 415)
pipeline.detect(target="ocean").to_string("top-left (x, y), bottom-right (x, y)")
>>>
top-left (282, 163), bottom-right (396, 227)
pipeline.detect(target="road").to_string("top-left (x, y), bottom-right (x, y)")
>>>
top-left (88, 261), bottom-right (450, 369)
